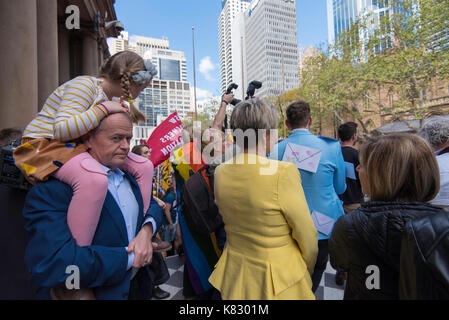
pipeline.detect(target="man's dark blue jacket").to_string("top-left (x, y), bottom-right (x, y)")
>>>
top-left (23, 172), bottom-right (163, 300)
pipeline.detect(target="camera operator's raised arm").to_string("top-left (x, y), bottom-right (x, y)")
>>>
top-left (211, 93), bottom-right (234, 131)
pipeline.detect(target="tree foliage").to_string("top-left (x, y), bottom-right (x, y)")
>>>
top-left (182, 97), bottom-right (222, 129)
top-left (287, 0), bottom-right (449, 136)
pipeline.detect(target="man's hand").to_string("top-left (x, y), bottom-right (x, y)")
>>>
top-left (127, 224), bottom-right (157, 268)
top-left (222, 93), bottom-right (234, 105)
top-left (169, 223), bottom-right (175, 233)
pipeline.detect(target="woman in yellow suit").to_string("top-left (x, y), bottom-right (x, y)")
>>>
top-left (208, 98), bottom-right (318, 300)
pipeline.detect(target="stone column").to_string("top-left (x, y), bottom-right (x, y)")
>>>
top-left (83, 35), bottom-right (99, 76)
top-left (37, 0), bottom-right (58, 111)
top-left (58, 31), bottom-right (71, 85)
top-left (0, 0), bottom-right (38, 130)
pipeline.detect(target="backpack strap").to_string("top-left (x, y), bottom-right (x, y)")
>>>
top-left (199, 164), bottom-right (220, 195)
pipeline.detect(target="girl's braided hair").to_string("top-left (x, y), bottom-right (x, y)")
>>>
top-left (99, 51), bottom-right (149, 124)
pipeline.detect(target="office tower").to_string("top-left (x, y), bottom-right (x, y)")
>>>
top-left (429, 29), bottom-right (449, 52)
top-left (109, 31), bottom-right (127, 55)
top-left (109, 31), bottom-right (137, 55)
top-left (110, 35), bottom-right (192, 141)
top-left (135, 36), bottom-right (169, 53)
top-left (218, 0), bottom-right (251, 96)
top-left (327, 0), bottom-right (390, 51)
top-left (328, 0), bottom-right (449, 55)
top-left (137, 79), bottom-right (191, 126)
top-left (244, 0), bottom-right (299, 98)
top-left (135, 36), bottom-right (187, 82)
top-left (132, 77), bottom-right (192, 148)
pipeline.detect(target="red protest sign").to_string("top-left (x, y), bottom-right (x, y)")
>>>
top-left (144, 112), bottom-right (183, 167)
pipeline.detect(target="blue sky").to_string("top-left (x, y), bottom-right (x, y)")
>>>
top-left (114, 0), bottom-right (328, 99)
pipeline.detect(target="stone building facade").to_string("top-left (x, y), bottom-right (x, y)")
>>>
top-left (0, 0), bottom-right (120, 131)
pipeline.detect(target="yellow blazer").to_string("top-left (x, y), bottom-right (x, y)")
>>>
top-left (209, 153), bottom-right (318, 300)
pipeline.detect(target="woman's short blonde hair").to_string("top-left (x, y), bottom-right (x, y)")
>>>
top-left (230, 98), bottom-right (279, 149)
top-left (359, 133), bottom-right (440, 202)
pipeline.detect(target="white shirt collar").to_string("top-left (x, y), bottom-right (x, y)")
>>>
top-left (292, 128), bottom-right (309, 133)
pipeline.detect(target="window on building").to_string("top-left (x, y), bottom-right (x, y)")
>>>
top-left (159, 59), bottom-right (181, 81)
top-left (364, 95), bottom-right (370, 111)
top-left (388, 94), bottom-right (393, 108)
top-left (421, 89), bottom-right (427, 101)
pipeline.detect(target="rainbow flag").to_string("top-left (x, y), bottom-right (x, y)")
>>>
top-left (172, 142), bottom-right (222, 296)
top-left (160, 160), bottom-right (173, 191)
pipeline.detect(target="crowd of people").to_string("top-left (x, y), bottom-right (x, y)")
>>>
top-left (6, 50), bottom-right (449, 300)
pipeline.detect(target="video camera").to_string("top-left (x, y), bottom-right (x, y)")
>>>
top-left (222, 80), bottom-right (263, 131)
top-left (225, 80), bottom-right (263, 106)
top-left (0, 140), bottom-right (31, 190)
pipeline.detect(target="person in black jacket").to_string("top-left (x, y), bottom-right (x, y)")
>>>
top-left (335, 122), bottom-right (365, 286)
top-left (399, 210), bottom-right (449, 299)
top-left (337, 122), bottom-right (364, 214)
top-left (329, 133), bottom-right (445, 300)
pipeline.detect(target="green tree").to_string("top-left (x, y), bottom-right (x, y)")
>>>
top-left (295, 0), bottom-right (449, 136)
top-left (334, 0), bottom-right (449, 118)
top-left (182, 97), bottom-right (223, 129)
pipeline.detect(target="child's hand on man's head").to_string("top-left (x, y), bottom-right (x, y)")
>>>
top-left (119, 96), bottom-right (130, 113)
top-left (101, 100), bottom-right (129, 115)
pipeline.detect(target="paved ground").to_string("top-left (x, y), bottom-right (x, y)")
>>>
top-left (155, 255), bottom-right (345, 300)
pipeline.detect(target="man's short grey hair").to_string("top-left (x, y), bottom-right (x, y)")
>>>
top-left (418, 116), bottom-right (449, 149)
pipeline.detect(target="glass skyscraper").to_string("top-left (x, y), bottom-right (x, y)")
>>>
top-left (327, 0), bottom-right (389, 48)
top-left (133, 36), bottom-right (191, 128)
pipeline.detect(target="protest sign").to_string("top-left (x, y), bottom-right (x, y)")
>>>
top-left (144, 112), bottom-right (183, 167)
top-left (282, 142), bottom-right (322, 173)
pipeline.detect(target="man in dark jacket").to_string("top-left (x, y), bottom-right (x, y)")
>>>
top-left (23, 113), bottom-right (163, 300)
top-left (399, 210), bottom-right (449, 299)
top-left (335, 122), bottom-right (365, 286)
top-left (337, 122), bottom-right (364, 213)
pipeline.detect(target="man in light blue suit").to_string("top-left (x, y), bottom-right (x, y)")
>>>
top-left (23, 113), bottom-right (163, 300)
top-left (270, 100), bottom-right (346, 292)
